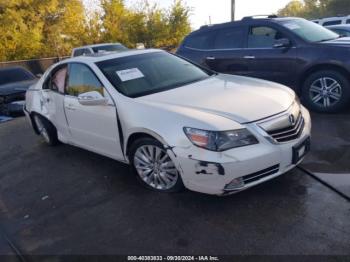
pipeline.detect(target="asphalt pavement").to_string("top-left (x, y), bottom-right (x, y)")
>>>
top-left (0, 114), bottom-right (349, 257)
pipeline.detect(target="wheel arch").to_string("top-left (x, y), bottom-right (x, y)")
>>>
top-left (299, 63), bottom-right (350, 93)
top-left (125, 129), bottom-right (170, 159)
top-left (29, 111), bottom-right (54, 135)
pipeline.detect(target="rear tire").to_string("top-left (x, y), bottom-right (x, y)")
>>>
top-left (33, 114), bottom-right (58, 146)
top-left (129, 137), bottom-right (184, 193)
top-left (302, 70), bottom-right (350, 113)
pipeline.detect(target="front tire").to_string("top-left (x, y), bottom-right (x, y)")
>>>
top-left (129, 138), bottom-right (184, 193)
top-left (33, 114), bottom-right (58, 146)
top-left (302, 70), bottom-right (350, 113)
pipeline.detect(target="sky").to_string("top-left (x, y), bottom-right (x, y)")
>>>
top-left (84, 0), bottom-right (293, 30)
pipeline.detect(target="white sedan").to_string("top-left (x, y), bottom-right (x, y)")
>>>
top-left (24, 49), bottom-right (311, 195)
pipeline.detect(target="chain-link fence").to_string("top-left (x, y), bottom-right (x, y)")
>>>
top-left (0, 57), bottom-right (69, 75)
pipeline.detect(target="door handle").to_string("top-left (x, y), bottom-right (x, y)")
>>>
top-left (244, 56), bottom-right (255, 59)
top-left (206, 56), bottom-right (216, 60)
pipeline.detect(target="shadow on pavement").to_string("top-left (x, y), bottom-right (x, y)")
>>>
top-left (301, 108), bottom-right (350, 197)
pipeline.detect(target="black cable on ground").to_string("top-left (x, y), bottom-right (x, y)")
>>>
top-left (298, 166), bottom-right (350, 202)
top-left (0, 227), bottom-right (26, 262)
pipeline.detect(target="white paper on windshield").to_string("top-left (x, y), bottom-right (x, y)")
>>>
top-left (116, 68), bottom-right (144, 82)
top-left (283, 23), bottom-right (301, 30)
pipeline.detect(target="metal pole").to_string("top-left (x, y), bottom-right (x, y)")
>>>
top-left (231, 0), bottom-right (235, 21)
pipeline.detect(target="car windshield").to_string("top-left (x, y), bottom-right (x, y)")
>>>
top-left (0, 68), bottom-right (35, 86)
top-left (92, 44), bottom-right (128, 53)
top-left (280, 18), bottom-right (339, 42)
top-left (96, 52), bottom-right (211, 98)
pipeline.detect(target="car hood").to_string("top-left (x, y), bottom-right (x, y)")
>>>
top-left (0, 79), bottom-right (37, 96)
top-left (136, 74), bottom-right (295, 123)
top-left (320, 36), bottom-right (350, 46)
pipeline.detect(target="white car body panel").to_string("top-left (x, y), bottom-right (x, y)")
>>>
top-left (24, 49), bottom-right (312, 195)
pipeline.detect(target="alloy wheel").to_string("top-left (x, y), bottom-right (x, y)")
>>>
top-left (133, 145), bottom-right (179, 190)
top-left (309, 77), bottom-right (342, 108)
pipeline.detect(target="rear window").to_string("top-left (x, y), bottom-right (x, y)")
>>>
top-left (0, 68), bottom-right (35, 85)
top-left (323, 20), bottom-right (342, 26)
top-left (185, 32), bottom-right (215, 49)
top-left (73, 49), bottom-right (91, 57)
top-left (214, 27), bottom-right (244, 49)
top-left (92, 44), bottom-right (128, 53)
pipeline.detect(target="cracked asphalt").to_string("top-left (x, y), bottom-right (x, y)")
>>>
top-left (0, 112), bottom-right (349, 257)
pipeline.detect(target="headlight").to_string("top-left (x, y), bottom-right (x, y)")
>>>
top-left (183, 127), bottom-right (259, 152)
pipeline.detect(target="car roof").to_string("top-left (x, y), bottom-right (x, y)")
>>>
top-left (193, 16), bottom-right (299, 34)
top-left (62, 49), bottom-right (163, 64)
top-left (73, 43), bottom-right (124, 50)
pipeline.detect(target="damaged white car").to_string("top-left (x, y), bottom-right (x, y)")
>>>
top-left (24, 49), bottom-right (311, 195)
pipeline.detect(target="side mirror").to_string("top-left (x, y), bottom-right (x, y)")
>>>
top-left (274, 38), bottom-right (291, 48)
top-left (77, 91), bottom-right (108, 106)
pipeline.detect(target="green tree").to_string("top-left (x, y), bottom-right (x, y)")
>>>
top-left (278, 0), bottom-right (350, 19)
top-left (166, 0), bottom-right (191, 47)
top-left (277, 0), bottom-right (304, 17)
top-left (100, 0), bottom-right (130, 45)
top-left (0, 0), bottom-right (88, 61)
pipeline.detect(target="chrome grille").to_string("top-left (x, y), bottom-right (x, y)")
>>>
top-left (242, 164), bottom-right (280, 184)
top-left (266, 113), bottom-right (305, 143)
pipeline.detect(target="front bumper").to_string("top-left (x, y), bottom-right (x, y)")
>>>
top-left (171, 106), bottom-right (312, 195)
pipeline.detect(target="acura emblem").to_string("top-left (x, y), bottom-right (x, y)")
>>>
top-left (289, 114), bottom-right (296, 125)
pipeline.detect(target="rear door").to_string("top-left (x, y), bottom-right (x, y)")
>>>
top-left (177, 30), bottom-right (216, 66)
top-left (204, 26), bottom-right (251, 76)
top-left (244, 24), bottom-right (298, 87)
top-left (63, 63), bottom-right (124, 160)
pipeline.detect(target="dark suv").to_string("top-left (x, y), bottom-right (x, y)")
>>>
top-left (176, 16), bottom-right (350, 113)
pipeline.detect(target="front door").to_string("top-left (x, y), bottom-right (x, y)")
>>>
top-left (245, 25), bottom-right (297, 88)
top-left (64, 63), bottom-right (124, 160)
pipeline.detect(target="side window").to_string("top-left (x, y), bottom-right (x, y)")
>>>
top-left (185, 32), bottom-right (215, 50)
top-left (347, 19), bottom-right (350, 24)
top-left (323, 20), bottom-right (342, 26)
top-left (214, 27), bottom-right (244, 49)
top-left (43, 65), bottom-right (67, 93)
top-left (66, 64), bottom-right (104, 97)
top-left (51, 66), bottom-right (67, 93)
top-left (248, 26), bottom-right (285, 48)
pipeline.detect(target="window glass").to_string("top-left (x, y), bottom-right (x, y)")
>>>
top-left (92, 44), bottom-right (128, 53)
top-left (248, 26), bottom-right (285, 48)
top-left (347, 19), bottom-right (350, 24)
top-left (214, 28), bottom-right (244, 49)
top-left (333, 29), bottom-right (350, 36)
top-left (97, 52), bottom-right (211, 98)
top-left (280, 19), bottom-right (339, 42)
top-left (51, 66), bottom-right (67, 93)
top-left (73, 49), bottom-right (91, 57)
top-left (323, 20), bottom-right (342, 26)
top-left (67, 64), bottom-right (103, 96)
top-left (185, 32), bottom-right (215, 49)
top-left (0, 68), bottom-right (35, 85)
